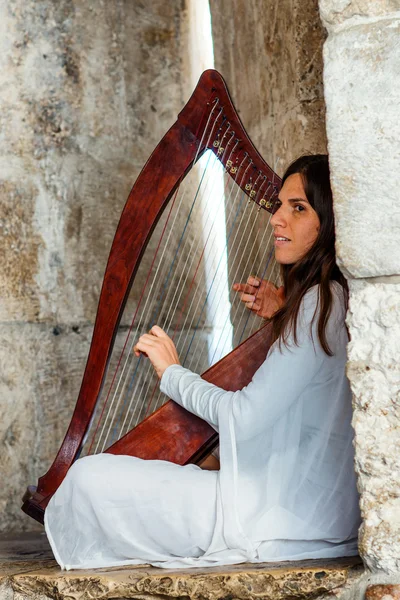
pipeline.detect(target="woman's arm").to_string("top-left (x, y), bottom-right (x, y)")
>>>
top-left (137, 285), bottom-right (343, 435)
top-left (161, 286), bottom-right (342, 436)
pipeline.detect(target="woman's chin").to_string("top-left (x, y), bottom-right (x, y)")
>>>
top-left (274, 253), bottom-right (292, 265)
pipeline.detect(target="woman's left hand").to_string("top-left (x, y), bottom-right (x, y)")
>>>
top-left (233, 276), bottom-right (285, 319)
top-left (133, 325), bottom-right (180, 379)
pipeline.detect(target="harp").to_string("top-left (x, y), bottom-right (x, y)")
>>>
top-left (22, 70), bottom-right (281, 524)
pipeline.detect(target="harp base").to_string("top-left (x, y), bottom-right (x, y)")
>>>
top-left (21, 486), bottom-right (46, 525)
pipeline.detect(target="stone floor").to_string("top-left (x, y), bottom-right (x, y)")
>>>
top-left (0, 532), bottom-right (364, 600)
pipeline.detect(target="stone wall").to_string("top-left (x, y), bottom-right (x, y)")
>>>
top-left (209, 0), bottom-right (328, 176)
top-left (0, 0), bottom-right (187, 533)
top-left (320, 0), bottom-right (400, 574)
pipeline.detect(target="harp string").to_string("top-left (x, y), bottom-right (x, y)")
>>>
top-left (192, 200), bottom-right (271, 369)
top-left (162, 144), bottom-right (240, 335)
top-left (185, 172), bottom-right (272, 364)
top-left (123, 155), bottom-right (234, 430)
top-left (135, 154), bottom-right (250, 423)
top-left (218, 202), bottom-right (278, 355)
top-left (172, 158), bottom-right (252, 353)
top-left (237, 259), bottom-right (281, 347)
top-left (134, 159), bottom-right (276, 438)
top-left (160, 138), bottom-right (240, 337)
top-left (188, 175), bottom-right (280, 370)
top-left (88, 99), bottom-right (220, 454)
top-left (231, 170), bottom-right (282, 346)
top-left (224, 208), bottom-right (275, 347)
top-left (236, 245), bottom-right (276, 345)
top-left (88, 182), bottom-right (182, 455)
top-left (235, 239), bottom-right (277, 346)
top-left (97, 114), bottom-right (230, 450)
top-left (188, 202), bottom-right (268, 372)
top-left (180, 172), bottom-right (263, 368)
top-left (150, 176), bottom-right (278, 413)
top-left (97, 155), bottom-right (215, 452)
top-left (112, 143), bottom-right (233, 440)
top-left (148, 162), bottom-right (260, 414)
top-left (125, 151), bottom-right (252, 431)
top-left (87, 99), bottom-right (280, 455)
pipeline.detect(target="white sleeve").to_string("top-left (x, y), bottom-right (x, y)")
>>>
top-left (160, 364), bottom-right (232, 430)
top-left (160, 286), bottom-right (339, 436)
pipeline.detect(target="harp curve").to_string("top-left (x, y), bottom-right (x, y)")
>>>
top-left (22, 69), bottom-right (281, 524)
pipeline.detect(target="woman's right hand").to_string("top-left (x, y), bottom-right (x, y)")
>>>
top-left (233, 276), bottom-right (285, 319)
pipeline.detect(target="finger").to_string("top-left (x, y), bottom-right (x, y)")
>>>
top-left (150, 325), bottom-right (169, 338)
top-left (234, 282), bottom-right (257, 293)
top-left (241, 293), bottom-right (256, 303)
top-left (233, 282), bottom-right (246, 292)
top-left (247, 276), bottom-right (260, 287)
top-left (134, 336), bottom-right (160, 352)
top-left (139, 334), bottom-right (160, 345)
top-left (245, 301), bottom-right (258, 310)
top-left (133, 344), bottom-right (147, 357)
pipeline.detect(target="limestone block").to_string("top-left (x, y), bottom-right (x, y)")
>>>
top-left (320, 0), bottom-right (400, 32)
top-left (323, 18), bottom-right (400, 278)
top-left (209, 0), bottom-right (327, 175)
top-left (346, 280), bottom-right (400, 572)
top-left (3, 541), bottom-right (363, 600)
top-left (0, 323), bottom-right (93, 533)
top-left (0, 0), bottom-right (184, 324)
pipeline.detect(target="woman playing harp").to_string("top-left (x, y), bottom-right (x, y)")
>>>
top-left (44, 154), bottom-right (361, 570)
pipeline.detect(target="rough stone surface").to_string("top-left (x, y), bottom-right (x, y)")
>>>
top-left (0, 323), bottom-right (92, 533)
top-left (0, 533), bottom-right (364, 600)
top-left (209, 0), bottom-right (328, 176)
top-left (319, 0), bottom-right (400, 32)
top-left (0, 0), bottom-right (184, 324)
top-left (346, 280), bottom-right (400, 573)
top-left (323, 17), bottom-right (400, 278)
top-left (322, 0), bottom-right (400, 575)
top-left (366, 584), bottom-right (400, 599)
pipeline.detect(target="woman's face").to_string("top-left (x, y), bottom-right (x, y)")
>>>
top-left (270, 173), bottom-right (320, 265)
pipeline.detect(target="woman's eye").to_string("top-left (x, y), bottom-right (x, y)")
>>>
top-left (294, 204), bottom-right (305, 212)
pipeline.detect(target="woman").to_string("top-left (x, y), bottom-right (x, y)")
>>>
top-left (45, 154), bottom-right (361, 570)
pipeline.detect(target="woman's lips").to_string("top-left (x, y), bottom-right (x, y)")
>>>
top-left (274, 237), bottom-right (291, 246)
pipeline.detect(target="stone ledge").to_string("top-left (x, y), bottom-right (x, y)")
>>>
top-left (0, 532), bottom-right (364, 600)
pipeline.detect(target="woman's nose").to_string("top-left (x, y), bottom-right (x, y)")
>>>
top-left (270, 206), bottom-right (286, 228)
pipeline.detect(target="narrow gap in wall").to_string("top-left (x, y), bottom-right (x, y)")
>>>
top-left (188, 1), bottom-right (233, 362)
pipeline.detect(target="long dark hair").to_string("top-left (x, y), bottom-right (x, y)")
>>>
top-left (269, 154), bottom-right (348, 356)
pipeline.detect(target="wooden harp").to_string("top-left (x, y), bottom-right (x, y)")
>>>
top-left (22, 70), bottom-right (281, 524)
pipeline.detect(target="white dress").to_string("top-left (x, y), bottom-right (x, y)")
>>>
top-left (45, 282), bottom-right (361, 570)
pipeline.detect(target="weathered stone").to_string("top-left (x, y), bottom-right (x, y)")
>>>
top-left (346, 280), bottom-right (400, 573)
top-left (0, 534), bottom-right (364, 600)
top-left (366, 584), bottom-right (400, 599)
top-left (209, 0), bottom-right (327, 175)
top-left (0, 323), bottom-right (92, 533)
top-left (320, 0), bottom-right (400, 32)
top-left (323, 17), bottom-right (400, 278)
top-left (0, 0), bottom-right (185, 324)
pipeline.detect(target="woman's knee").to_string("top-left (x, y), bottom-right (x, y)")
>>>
top-left (66, 455), bottom-right (99, 491)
